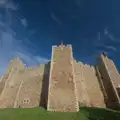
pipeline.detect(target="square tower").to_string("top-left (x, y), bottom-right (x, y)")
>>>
top-left (97, 53), bottom-right (120, 108)
top-left (47, 44), bottom-right (79, 112)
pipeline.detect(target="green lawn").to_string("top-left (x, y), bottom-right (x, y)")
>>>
top-left (0, 107), bottom-right (87, 120)
top-left (80, 107), bottom-right (120, 120)
top-left (0, 107), bottom-right (120, 120)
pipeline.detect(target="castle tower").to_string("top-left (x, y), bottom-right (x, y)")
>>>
top-left (0, 56), bottom-right (25, 108)
top-left (47, 42), bottom-right (79, 112)
top-left (5, 56), bottom-right (25, 74)
top-left (97, 53), bottom-right (120, 108)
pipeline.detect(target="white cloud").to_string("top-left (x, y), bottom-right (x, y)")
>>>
top-left (94, 29), bottom-right (120, 53)
top-left (96, 43), bottom-right (117, 51)
top-left (0, 20), bottom-right (5, 27)
top-left (0, 0), bottom-right (6, 6)
top-left (34, 56), bottom-right (50, 63)
top-left (51, 12), bottom-right (62, 25)
top-left (104, 28), bottom-right (120, 42)
top-left (104, 28), bottom-right (108, 35)
top-left (105, 46), bottom-right (117, 51)
top-left (97, 32), bottom-right (100, 41)
top-left (6, 1), bottom-right (18, 10)
top-left (20, 18), bottom-right (28, 27)
top-left (0, 0), bottom-right (49, 75)
top-left (94, 40), bottom-right (117, 51)
top-left (15, 52), bottom-right (49, 66)
top-left (0, 0), bottom-right (18, 10)
top-left (107, 34), bottom-right (119, 42)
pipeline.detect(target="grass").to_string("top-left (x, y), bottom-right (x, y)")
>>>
top-left (80, 107), bottom-right (120, 120)
top-left (0, 107), bottom-right (87, 120)
top-left (0, 107), bottom-right (120, 120)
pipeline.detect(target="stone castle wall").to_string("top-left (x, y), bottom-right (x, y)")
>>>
top-left (103, 56), bottom-right (120, 89)
top-left (82, 64), bottom-right (105, 107)
top-left (98, 54), bottom-right (120, 108)
top-left (0, 73), bottom-right (9, 95)
top-left (0, 57), bottom-right (48, 108)
top-left (0, 68), bottom-right (22, 108)
top-left (14, 63), bottom-right (50, 108)
top-left (14, 69), bottom-right (43, 108)
top-left (0, 56), bottom-right (25, 108)
top-left (47, 45), bottom-right (79, 112)
top-left (74, 60), bottom-right (105, 108)
top-left (0, 45), bottom-right (120, 110)
top-left (73, 60), bottom-right (91, 106)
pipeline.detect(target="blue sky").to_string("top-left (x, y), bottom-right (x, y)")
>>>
top-left (0, 0), bottom-right (120, 75)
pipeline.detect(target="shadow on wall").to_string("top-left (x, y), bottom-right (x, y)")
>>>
top-left (94, 65), bottom-right (120, 110)
top-left (94, 66), bottom-right (107, 107)
top-left (39, 62), bottom-right (50, 109)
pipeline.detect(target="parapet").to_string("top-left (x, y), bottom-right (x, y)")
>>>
top-left (75, 60), bottom-right (93, 67)
top-left (52, 44), bottom-right (72, 48)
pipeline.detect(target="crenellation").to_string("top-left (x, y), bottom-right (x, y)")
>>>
top-left (53, 44), bottom-right (72, 48)
top-left (67, 44), bottom-right (72, 47)
top-left (59, 45), bottom-right (65, 47)
top-left (52, 45), bottom-right (57, 47)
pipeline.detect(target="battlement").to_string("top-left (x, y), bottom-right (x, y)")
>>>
top-left (74, 60), bottom-right (93, 68)
top-left (52, 44), bottom-right (72, 48)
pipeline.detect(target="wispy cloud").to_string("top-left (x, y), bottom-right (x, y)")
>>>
top-left (0, 0), bottom-right (18, 10)
top-left (20, 18), bottom-right (28, 27)
top-left (0, 0), bottom-right (6, 6)
top-left (94, 29), bottom-right (119, 54)
top-left (104, 28), bottom-right (108, 35)
top-left (97, 32), bottom-right (101, 41)
top-left (95, 43), bottom-right (117, 52)
top-left (0, 0), bottom-right (49, 75)
top-left (15, 52), bottom-right (49, 66)
top-left (94, 32), bottom-right (117, 52)
top-left (105, 46), bottom-right (117, 51)
top-left (104, 28), bottom-right (120, 42)
top-left (51, 12), bottom-right (62, 25)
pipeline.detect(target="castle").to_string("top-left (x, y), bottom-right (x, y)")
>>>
top-left (0, 43), bottom-right (120, 112)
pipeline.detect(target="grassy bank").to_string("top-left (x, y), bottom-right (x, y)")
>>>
top-left (80, 107), bottom-right (120, 120)
top-left (0, 107), bottom-right (87, 120)
top-left (0, 107), bottom-right (119, 120)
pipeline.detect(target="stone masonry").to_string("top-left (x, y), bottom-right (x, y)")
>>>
top-left (47, 45), bottom-right (79, 112)
top-left (0, 44), bottom-right (120, 111)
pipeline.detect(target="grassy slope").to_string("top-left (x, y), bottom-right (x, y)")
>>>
top-left (80, 107), bottom-right (120, 120)
top-left (0, 107), bottom-right (120, 120)
top-left (0, 107), bottom-right (88, 120)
